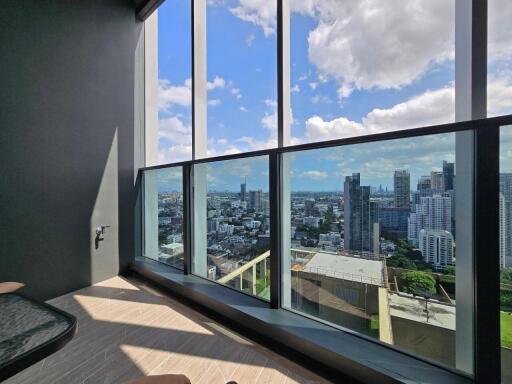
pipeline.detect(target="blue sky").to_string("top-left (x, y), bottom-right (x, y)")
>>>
top-left (156, 0), bottom-right (512, 191)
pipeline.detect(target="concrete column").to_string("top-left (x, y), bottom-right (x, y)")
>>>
top-left (193, 0), bottom-right (207, 159)
top-left (278, 0), bottom-right (291, 147)
top-left (282, 155), bottom-right (292, 307)
top-left (143, 171), bottom-right (159, 259)
top-left (193, 164), bottom-right (208, 277)
top-left (144, 11), bottom-right (159, 167)
top-left (454, 0), bottom-right (486, 374)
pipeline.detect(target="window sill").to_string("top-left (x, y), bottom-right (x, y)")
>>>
top-left (129, 257), bottom-right (471, 384)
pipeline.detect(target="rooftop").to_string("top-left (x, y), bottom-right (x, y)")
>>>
top-left (302, 251), bottom-right (385, 286)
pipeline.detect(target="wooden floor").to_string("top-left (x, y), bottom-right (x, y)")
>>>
top-left (5, 277), bottom-right (329, 384)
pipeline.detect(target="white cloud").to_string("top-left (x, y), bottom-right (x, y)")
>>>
top-left (489, 0), bottom-right (512, 62)
top-left (305, 115), bottom-right (366, 141)
top-left (291, 84), bottom-right (300, 93)
top-left (363, 87), bottom-right (455, 131)
top-left (158, 144), bottom-right (192, 164)
top-left (488, 71), bottom-right (512, 117)
top-left (229, 0), bottom-right (277, 36)
top-left (311, 94), bottom-right (331, 104)
top-left (226, 0), bottom-right (457, 99)
top-left (264, 98), bottom-right (277, 108)
top-left (246, 33), bottom-right (256, 46)
top-left (207, 76), bottom-right (226, 90)
top-left (240, 106), bottom-right (248, 112)
top-left (304, 86), bottom-right (455, 142)
top-left (236, 136), bottom-right (277, 151)
top-left (300, 170), bottom-right (328, 180)
top-left (305, 0), bottom-right (455, 98)
top-left (309, 82), bottom-right (318, 90)
top-left (158, 116), bottom-right (192, 144)
top-left (208, 99), bottom-right (221, 106)
top-left (231, 87), bottom-right (242, 99)
top-left (319, 1), bottom-right (453, 93)
top-left (303, 70), bottom-right (512, 142)
top-left (261, 111), bottom-right (277, 131)
top-left (158, 79), bottom-right (192, 110)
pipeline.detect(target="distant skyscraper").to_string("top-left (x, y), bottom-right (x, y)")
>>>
top-left (419, 195), bottom-right (452, 232)
top-left (249, 190), bottom-right (263, 210)
top-left (431, 171), bottom-right (444, 191)
top-left (343, 173), bottom-right (379, 253)
top-left (240, 179), bottom-right (246, 202)
top-left (442, 161), bottom-right (455, 191)
top-left (419, 229), bottom-right (454, 268)
top-left (408, 195), bottom-right (452, 245)
top-left (394, 170), bottom-right (410, 209)
top-left (305, 199), bottom-right (315, 217)
top-left (379, 207), bottom-right (409, 240)
top-left (408, 212), bottom-right (419, 245)
top-left (417, 176), bottom-right (431, 197)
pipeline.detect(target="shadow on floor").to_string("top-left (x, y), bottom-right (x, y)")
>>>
top-left (5, 276), bottom-right (326, 384)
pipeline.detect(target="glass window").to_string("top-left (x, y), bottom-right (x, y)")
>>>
top-left (193, 156), bottom-right (271, 299)
top-left (157, 0), bottom-right (192, 163)
top-left (290, 0), bottom-right (455, 144)
top-left (206, 0), bottom-right (277, 155)
top-left (143, 167), bottom-right (184, 269)
top-left (488, 0), bottom-right (512, 118)
top-left (281, 132), bottom-right (467, 370)
top-left (500, 126), bottom-right (512, 383)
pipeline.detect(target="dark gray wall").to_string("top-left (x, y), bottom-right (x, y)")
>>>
top-left (0, 0), bottom-right (144, 301)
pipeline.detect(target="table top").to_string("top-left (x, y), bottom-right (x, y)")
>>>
top-left (0, 293), bottom-right (76, 381)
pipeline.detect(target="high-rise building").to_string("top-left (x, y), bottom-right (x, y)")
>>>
top-left (500, 173), bottom-right (512, 267)
top-left (408, 212), bottom-right (419, 245)
top-left (417, 176), bottom-right (431, 197)
top-left (442, 161), bottom-right (455, 191)
top-left (418, 229), bottom-right (454, 268)
top-left (249, 190), bottom-right (263, 210)
top-left (304, 199), bottom-right (315, 217)
top-left (343, 173), bottom-right (379, 253)
top-left (431, 171), bottom-right (443, 191)
top-left (419, 195), bottom-right (452, 232)
top-left (394, 170), bottom-right (410, 209)
top-left (379, 207), bottom-right (409, 240)
top-left (408, 195), bottom-right (452, 245)
top-left (240, 179), bottom-right (246, 202)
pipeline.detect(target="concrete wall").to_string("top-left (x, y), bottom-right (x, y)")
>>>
top-left (391, 316), bottom-right (456, 368)
top-left (292, 272), bottom-right (379, 337)
top-left (0, 0), bottom-right (144, 301)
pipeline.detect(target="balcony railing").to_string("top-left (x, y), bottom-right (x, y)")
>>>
top-left (139, 114), bottom-right (512, 384)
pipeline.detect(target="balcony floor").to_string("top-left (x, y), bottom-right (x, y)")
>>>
top-left (5, 276), bottom-right (329, 384)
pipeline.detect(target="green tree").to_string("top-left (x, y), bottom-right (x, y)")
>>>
top-left (444, 266), bottom-right (456, 275)
top-left (501, 268), bottom-right (512, 284)
top-left (387, 256), bottom-right (417, 270)
top-left (400, 271), bottom-right (436, 296)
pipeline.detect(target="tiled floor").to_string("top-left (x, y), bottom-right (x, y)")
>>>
top-left (5, 276), bottom-right (329, 384)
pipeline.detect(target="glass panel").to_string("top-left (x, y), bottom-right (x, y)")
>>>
top-left (193, 156), bottom-right (270, 300)
top-left (282, 133), bottom-right (467, 370)
top-left (206, 0), bottom-right (277, 155)
top-left (488, 0), bottom-right (512, 118)
top-left (290, 0), bottom-right (455, 144)
top-left (157, 0), bottom-right (192, 163)
top-left (143, 167), bottom-right (184, 269)
top-left (500, 126), bottom-right (512, 383)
